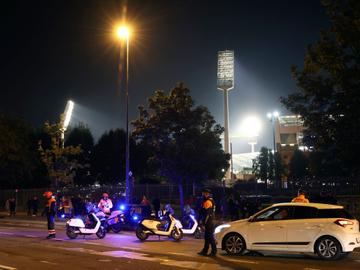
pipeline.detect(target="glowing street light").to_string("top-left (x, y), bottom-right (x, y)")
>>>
top-left (116, 26), bottom-right (130, 39)
top-left (267, 111), bottom-right (280, 152)
top-left (115, 24), bottom-right (131, 203)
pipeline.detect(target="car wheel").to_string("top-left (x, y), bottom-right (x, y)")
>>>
top-left (223, 233), bottom-right (246, 255)
top-left (315, 236), bottom-right (342, 260)
top-left (136, 226), bottom-right (149, 241)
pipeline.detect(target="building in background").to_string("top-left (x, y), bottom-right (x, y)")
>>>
top-left (275, 115), bottom-right (306, 165)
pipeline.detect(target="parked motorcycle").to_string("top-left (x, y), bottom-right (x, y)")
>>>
top-left (96, 210), bottom-right (125, 233)
top-left (135, 211), bottom-right (183, 241)
top-left (180, 214), bottom-right (203, 239)
top-left (66, 212), bottom-right (106, 239)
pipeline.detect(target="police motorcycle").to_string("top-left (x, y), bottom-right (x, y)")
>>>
top-left (95, 207), bottom-right (125, 233)
top-left (66, 205), bottom-right (106, 239)
top-left (180, 205), bottom-right (202, 239)
top-left (135, 205), bottom-right (183, 241)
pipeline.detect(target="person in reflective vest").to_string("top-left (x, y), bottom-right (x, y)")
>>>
top-left (292, 189), bottom-right (310, 203)
top-left (43, 191), bottom-right (56, 239)
top-left (198, 188), bottom-right (217, 257)
top-left (98, 192), bottom-right (113, 214)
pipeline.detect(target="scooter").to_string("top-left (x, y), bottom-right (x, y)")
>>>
top-left (66, 212), bottom-right (106, 239)
top-left (180, 214), bottom-right (203, 239)
top-left (96, 210), bottom-right (125, 233)
top-left (135, 211), bottom-right (183, 241)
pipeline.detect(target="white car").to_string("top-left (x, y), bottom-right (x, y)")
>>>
top-left (215, 202), bottom-right (360, 260)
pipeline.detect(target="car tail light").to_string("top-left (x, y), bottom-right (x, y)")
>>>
top-left (334, 219), bottom-right (354, 227)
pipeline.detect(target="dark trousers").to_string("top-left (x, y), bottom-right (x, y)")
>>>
top-left (47, 214), bottom-right (55, 235)
top-left (202, 224), bottom-right (216, 254)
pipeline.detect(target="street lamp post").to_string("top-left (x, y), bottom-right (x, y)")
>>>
top-left (117, 26), bottom-right (131, 203)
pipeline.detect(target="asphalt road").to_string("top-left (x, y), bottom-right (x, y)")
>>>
top-left (0, 216), bottom-right (359, 270)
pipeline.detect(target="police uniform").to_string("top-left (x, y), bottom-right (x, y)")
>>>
top-left (44, 192), bottom-right (56, 239)
top-left (198, 191), bottom-right (217, 256)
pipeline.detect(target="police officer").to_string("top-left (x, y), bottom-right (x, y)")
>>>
top-left (43, 191), bottom-right (56, 239)
top-left (98, 192), bottom-right (113, 215)
top-left (198, 188), bottom-right (217, 257)
top-left (291, 189), bottom-right (310, 203)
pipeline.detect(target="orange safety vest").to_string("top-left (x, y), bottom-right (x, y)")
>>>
top-left (291, 194), bottom-right (309, 203)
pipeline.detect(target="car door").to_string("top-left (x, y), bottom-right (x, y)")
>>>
top-left (248, 206), bottom-right (291, 251)
top-left (286, 206), bottom-right (322, 252)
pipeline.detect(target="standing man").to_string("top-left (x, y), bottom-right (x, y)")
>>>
top-left (43, 191), bottom-right (56, 239)
top-left (198, 188), bottom-right (217, 257)
top-left (292, 189), bottom-right (310, 203)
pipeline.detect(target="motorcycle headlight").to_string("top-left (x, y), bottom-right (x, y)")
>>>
top-left (214, 224), bottom-right (231, 234)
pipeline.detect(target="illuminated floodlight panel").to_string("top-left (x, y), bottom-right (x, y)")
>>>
top-left (63, 100), bottom-right (74, 130)
top-left (217, 50), bottom-right (234, 91)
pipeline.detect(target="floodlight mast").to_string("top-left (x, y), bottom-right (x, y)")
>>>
top-left (217, 50), bottom-right (234, 181)
top-left (61, 100), bottom-right (74, 148)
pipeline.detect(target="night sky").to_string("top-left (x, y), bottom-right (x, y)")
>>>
top-left (1, 0), bottom-right (329, 153)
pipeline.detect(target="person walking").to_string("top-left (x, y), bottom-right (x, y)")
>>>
top-left (198, 188), bottom-right (217, 257)
top-left (8, 198), bottom-right (16, 217)
top-left (43, 191), bottom-right (56, 239)
top-left (291, 189), bottom-right (310, 203)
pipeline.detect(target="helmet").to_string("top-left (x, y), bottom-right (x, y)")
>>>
top-left (202, 188), bottom-right (211, 194)
top-left (43, 191), bottom-right (53, 198)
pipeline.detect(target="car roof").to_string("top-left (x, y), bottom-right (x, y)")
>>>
top-left (271, 202), bottom-right (343, 209)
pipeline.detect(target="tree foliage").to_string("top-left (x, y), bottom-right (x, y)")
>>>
top-left (0, 114), bottom-right (48, 189)
top-left (132, 83), bottom-right (230, 208)
top-left (281, 0), bottom-right (360, 177)
top-left (39, 115), bottom-right (82, 187)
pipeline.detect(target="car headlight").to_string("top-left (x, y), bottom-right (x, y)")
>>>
top-left (214, 224), bottom-right (231, 234)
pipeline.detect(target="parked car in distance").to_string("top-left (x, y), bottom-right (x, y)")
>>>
top-left (215, 202), bottom-right (360, 260)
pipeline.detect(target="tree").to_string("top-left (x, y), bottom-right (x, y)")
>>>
top-left (253, 147), bottom-right (269, 189)
top-left (65, 124), bottom-right (94, 185)
top-left (39, 115), bottom-right (82, 187)
top-left (132, 83), bottom-right (230, 211)
top-left (281, 0), bottom-right (360, 177)
top-left (0, 114), bottom-right (48, 189)
top-left (65, 123), bottom-right (94, 153)
top-left (274, 152), bottom-right (284, 189)
top-left (289, 149), bottom-right (308, 182)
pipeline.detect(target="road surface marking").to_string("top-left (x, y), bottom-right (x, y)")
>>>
top-left (0, 232), bottom-right (14, 235)
top-left (168, 252), bottom-right (194, 257)
top-left (219, 257), bottom-right (258, 264)
top-left (160, 260), bottom-right (232, 270)
top-left (0, 264), bottom-right (17, 270)
top-left (121, 246), bottom-right (141, 250)
top-left (53, 247), bottom-right (232, 269)
top-left (304, 268), bottom-right (321, 270)
top-left (25, 235), bottom-right (37, 238)
top-left (97, 259), bottom-right (112, 262)
top-left (82, 242), bottom-right (103, 246)
top-left (40, 261), bottom-right (58, 265)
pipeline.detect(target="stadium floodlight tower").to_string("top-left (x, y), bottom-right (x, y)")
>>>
top-left (61, 100), bottom-right (74, 148)
top-left (217, 50), bottom-right (234, 180)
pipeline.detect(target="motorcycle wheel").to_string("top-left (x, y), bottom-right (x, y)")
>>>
top-left (66, 226), bottom-right (78, 239)
top-left (135, 226), bottom-right (148, 241)
top-left (111, 223), bottom-right (122, 233)
top-left (96, 226), bottom-right (106, 239)
top-left (171, 228), bottom-right (183, 241)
